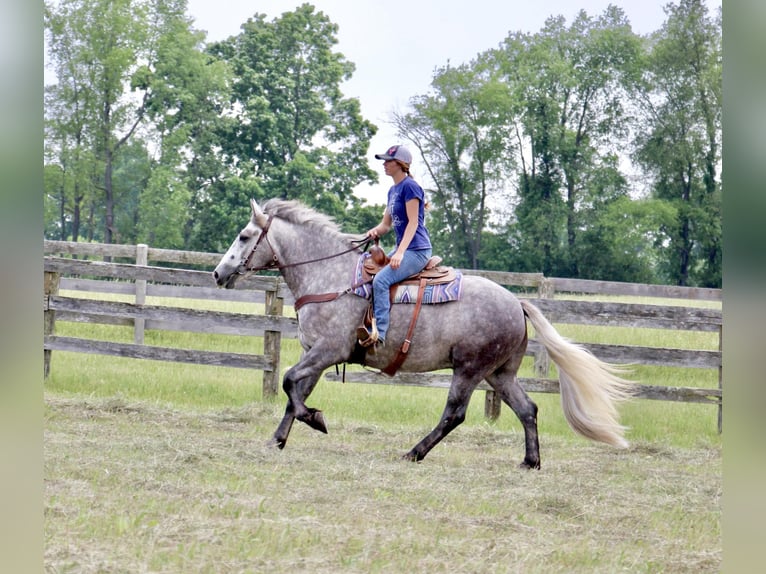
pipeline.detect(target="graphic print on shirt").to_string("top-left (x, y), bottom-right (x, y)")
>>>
top-left (388, 187), bottom-right (403, 236)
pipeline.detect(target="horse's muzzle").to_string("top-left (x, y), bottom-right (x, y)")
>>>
top-left (213, 269), bottom-right (239, 289)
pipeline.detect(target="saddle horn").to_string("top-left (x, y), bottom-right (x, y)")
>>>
top-left (369, 239), bottom-right (389, 266)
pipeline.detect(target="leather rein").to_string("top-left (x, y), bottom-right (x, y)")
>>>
top-left (242, 214), bottom-right (370, 310)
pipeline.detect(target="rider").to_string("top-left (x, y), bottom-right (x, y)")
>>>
top-left (359, 144), bottom-right (432, 348)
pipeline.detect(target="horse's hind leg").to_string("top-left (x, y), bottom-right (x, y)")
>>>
top-left (486, 362), bottom-right (540, 469)
top-left (403, 372), bottom-right (480, 462)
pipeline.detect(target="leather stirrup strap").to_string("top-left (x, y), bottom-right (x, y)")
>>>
top-left (382, 277), bottom-right (427, 377)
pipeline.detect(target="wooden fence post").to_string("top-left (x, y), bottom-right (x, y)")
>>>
top-left (44, 271), bottom-right (60, 378)
top-left (534, 277), bottom-right (555, 378)
top-left (134, 244), bottom-right (148, 345)
top-left (262, 285), bottom-right (284, 398)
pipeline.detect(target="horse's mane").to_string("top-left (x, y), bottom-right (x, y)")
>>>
top-left (262, 198), bottom-right (347, 240)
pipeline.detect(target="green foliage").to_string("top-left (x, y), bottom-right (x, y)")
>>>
top-left (196, 3), bottom-right (377, 238)
top-left (43, 1), bottom-right (722, 287)
top-left (335, 202), bottom-right (386, 236)
top-left (574, 196), bottom-right (675, 283)
top-left (44, 0), bottom-right (229, 248)
top-left (491, 7), bottom-right (644, 277)
top-left (136, 165), bottom-right (191, 248)
top-left (111, 141), bottom-right (152, 244)
top-left (186, 176), bottom-right (264, 253)
top-left (633, 0), bottom-right (722, 287)
top-left (395, 60), bottom-right (513, 269)
top-left (175, 5), bottom-right (381, 249)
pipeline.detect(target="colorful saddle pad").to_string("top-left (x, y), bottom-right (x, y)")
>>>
top-left (351, 253), bottom-right (463, 304)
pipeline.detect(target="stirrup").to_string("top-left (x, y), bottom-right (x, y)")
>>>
top-left (356, 320), bottom-right (379, 348)
top-left (356, 326), bottom-right (378, 348)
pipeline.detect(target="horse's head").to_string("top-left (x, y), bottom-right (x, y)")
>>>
top-left (213, 199), bottom-right (272, 288)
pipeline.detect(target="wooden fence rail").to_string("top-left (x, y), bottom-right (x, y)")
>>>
top-left (43, 240), bottom-right (723, 431)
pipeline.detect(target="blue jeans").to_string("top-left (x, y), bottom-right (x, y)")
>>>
top-left (372, 248), bottom-right (432, 342)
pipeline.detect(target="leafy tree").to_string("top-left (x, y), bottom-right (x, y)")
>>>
top-left (574, 195), bottom-right (675, 283)
top-left (44, 0), bottom-right (227, 248)
top-left (137, 0), bottom-right (230, 249)
top-left (394, 61), bottom-right (514, 269)
top-left (633, 0), bottom-right (722, 287)
top-left (188, 3), bottom-right (378, 252)
top-left (45, 0), bottom-right (148, 244)
top-left (111, 140), bottom-right (152, 244)
top-left (43, 13), bottom-right (100, 242)
top-left (337, 202), bottom-right (386, 236)
top-left (43, 163), bottom-right (67, 239)
top-left (495, 6), bottom-right (642, 276)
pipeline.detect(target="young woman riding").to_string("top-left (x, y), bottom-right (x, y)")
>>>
top-left (359, 144), bottom-right (432, 347)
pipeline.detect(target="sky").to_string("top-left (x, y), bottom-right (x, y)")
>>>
top-left (177, 1), bottom-right (719, 203)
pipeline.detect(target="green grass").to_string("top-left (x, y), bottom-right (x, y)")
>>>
top-left (48, 290), bottom-right (721, 447)
top-left (44, 292), bottom-right (722, 572)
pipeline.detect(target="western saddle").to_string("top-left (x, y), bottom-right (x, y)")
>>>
top-left (359, 243), bottom-right (456, 376)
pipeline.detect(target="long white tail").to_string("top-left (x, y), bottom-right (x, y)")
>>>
top-left (520, 300), bottom-right (634, 448)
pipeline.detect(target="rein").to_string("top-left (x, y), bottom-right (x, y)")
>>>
top-left (244, 215), bottom-right (370, 272)
top-left (242, 214), bottom-right (371, 310)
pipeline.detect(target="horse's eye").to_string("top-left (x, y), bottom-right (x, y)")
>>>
top-left (238, 234), bottom-right (248, 242)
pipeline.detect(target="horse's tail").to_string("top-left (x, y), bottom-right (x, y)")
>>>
top-left (520, 300), bottom-right (634, 448)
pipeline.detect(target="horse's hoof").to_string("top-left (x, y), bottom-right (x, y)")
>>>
top-left (304, 408), bottom-right (328, 434)
top-left (266, 437), bottom-right (286, 450)
top-left (401, 451), bottom-right (421, 462)
top-left (519, 459), bottom-right (541, 470)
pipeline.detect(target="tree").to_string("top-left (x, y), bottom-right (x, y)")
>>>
top-left (136, 0), bottom-right (230, 249)
top-left (495, 7), bottom-right (642, 276)
top-left (633, 0), bottom-right (722, 287)
top-left (394, 61), bottom-right (514, 269)
top-left (188, 3), bottom-right (378, 252)
top-left (43, 10), bottom-right (101, 242)
top-left (44, 0), bottom-right (227, 247)
top-left (45, 0), bottom-right (146, 244)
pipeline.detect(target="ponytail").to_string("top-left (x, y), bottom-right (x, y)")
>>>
top-left (395, 160), bottom-right (411, 175)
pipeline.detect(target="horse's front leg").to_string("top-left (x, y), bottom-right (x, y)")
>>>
top-left (269, 406), bottom-right (296, 450)
top-left (269, 397), bottom-right (326, 449)
top-left (269, 352), bottom-right (333, 448)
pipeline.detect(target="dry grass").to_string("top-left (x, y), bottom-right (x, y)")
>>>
top-left (45, 290), bottom-right (722, 571)
top-left (45, 396), bottom-right (721, 573)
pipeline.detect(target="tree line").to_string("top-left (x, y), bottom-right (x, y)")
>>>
top-left (44, 0), bottom-right (721, 287)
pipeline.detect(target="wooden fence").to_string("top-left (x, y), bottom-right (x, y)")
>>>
top-left (43, 240), bottom-right (723, 431)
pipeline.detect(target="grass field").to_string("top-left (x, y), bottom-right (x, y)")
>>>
top-left (44, 294), bottom-right (722, 572)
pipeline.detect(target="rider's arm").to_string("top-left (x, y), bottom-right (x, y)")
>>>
top-left (368, 210), bottom-right (392, 239)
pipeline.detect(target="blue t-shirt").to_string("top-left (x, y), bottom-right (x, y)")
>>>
top-left (387, 177), bottom-right (432, 251)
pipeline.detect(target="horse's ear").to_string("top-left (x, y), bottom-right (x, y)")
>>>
top-left (250, 198), bottom-right (268, 228)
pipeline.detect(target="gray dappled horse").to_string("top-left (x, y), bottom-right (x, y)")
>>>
top-left (213, 199), bottom-right (633, 468)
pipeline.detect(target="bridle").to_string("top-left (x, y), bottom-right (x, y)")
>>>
top-left (242, 214), bottom-right (370, 273)
top-left (242, 215), bottom-right (278, 272)
top-left (239, 214), bottom-right (373, 311)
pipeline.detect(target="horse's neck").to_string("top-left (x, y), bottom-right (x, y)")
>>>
top-left (275, 224), bottom-right (356, 298)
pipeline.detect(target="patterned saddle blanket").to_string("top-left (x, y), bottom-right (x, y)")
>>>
top-left (351, 252), bottom-right (463, 304)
